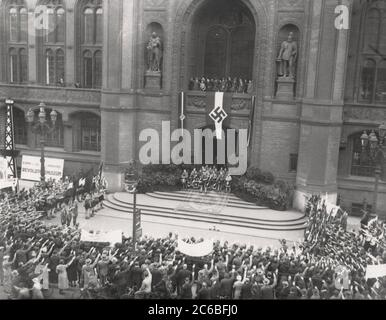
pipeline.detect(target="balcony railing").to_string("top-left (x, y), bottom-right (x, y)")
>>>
top-left (185, 91), bottom-right (252, 113)
top-left (0, 84), bottom-right (101, 106)
top-left (351, 165), bottom-right (375, 177)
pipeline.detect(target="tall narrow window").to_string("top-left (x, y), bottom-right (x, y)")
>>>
top-left (56, 49), bottom-right (65, 83)
top-left (6, 1), bottom-right (28, 84)
top-left (19, 48), bottom-right (28, 83)
top-left (95, 8), bottom-right (103, 44)
top-left (360, 59), bottom-right (376, 102)
top-left (363, 8), bottom-right (380, 51)
top-left (79, 0), bottom-right (103, 89)
top-left (375, 60), bottom-right (386, 102)
top-left (356, 4), bottom-right (386, 103)
top-left (46, 49), bottom-right (55, 85)
top-left (20, 7), bottom-right (28, 42)
top-left (9, 8), bottom-right (18, 42)
top-left (351, 132), bottom-right (377, 177)
top-left (39, 1), bottom-right (66, 86)
top-left (80, 114), bottom-right (101, 151)
top-left (56, 8), bottom-right (66, 43)
top-left (83, 50), bottom-right (93, 88)
top-left (84, 8), bottom-right (94, 43)
top-left (14, 108), bottom-right (27, 145)
top-left (45, 8), bottom-right (55, 43)
top-left (94, 50), bottom-right (102, 88)
top-left (9, 49), bottom-right (18, 83)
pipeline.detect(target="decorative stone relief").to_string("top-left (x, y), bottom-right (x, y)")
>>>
top-left (343, 107), bottom-right (386, 121)
top-left (187, 96), bottom-right (206, 109)
top-left (278, 0), bottom-right (304, 10)
top-left (231, 99), bottom-right (248, 111)
top-left (144, 0), bottom-right (167, 7)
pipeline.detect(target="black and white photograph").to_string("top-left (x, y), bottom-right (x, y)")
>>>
top-left (0, 0), bottom-right (386, 308)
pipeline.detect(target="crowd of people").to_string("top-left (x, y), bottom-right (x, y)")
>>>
top-left (188, 76), bottom-right (253, 94)
top-left (1, 176), bottom-right (386, 299)
top-left (181, 166), bottom-right (232, 193)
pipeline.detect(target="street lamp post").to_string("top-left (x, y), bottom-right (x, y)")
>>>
top-left (360, 122), bottom-right (386, 216)
top-left (124, 160), bottom-right (141, 245)
top-left (25, 102), bottom-right (57, 183)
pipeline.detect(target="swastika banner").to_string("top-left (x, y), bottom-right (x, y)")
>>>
top-left (206, 92), bottom-right (232, 132)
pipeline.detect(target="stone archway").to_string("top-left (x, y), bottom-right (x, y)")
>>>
top-left (170, 0), bottom-right (268, 93)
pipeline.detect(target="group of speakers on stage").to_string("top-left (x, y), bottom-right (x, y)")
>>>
top-left (181, 166), bottom-right (232, 193)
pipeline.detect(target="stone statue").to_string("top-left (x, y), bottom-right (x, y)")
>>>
top-left (146, 32), bottom-right (163, 72)
top-left (277, 32), bottom-right (297, 78)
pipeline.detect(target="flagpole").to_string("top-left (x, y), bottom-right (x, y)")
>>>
top-left (180, 92), bottom-right (184, 136)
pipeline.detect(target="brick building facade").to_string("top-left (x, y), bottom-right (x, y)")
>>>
top-left (0, 0), bottom-right (385, 217)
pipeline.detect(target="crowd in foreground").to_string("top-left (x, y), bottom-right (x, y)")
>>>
top-left (1, 180), bottom-right (386, 299)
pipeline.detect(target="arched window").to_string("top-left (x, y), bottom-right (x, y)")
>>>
top-left (9, 8), bottom-right (18, 42)
top-left (71, 112), bottom-right (101, 152)
top-left (44, 6), bottom-right (65, 43)
top-left (56, 49), bottom-right (65, 83)
top-left (38, 0), bottom-right (66, 86)
top-left (350, 132), bottom-right (378, 177)
top-left (9, 47), bottom-right (28, 83)
top-left (356, 3), bottom-right (386, 103)
top-left (94, 50), bottom-right (102, 88)
top-left (83, 8), bottom-right (94, 43)
top-left (45, 8), bottom-right (55, 43)
top-left (19, 48), bottom-right (28, 83)
top-left (375, 60), bottom-right (386, 102)
top-left (45, 48), bottom-right (65, 85)
top-left (6, 1), bottom-right (28, 84)
top-left (83, 50), bottom-right (93, 88)
top-left (45, 49), bottom-right (55, 85)
top-left (363, 8), bottom-right (380, 51)
top-left (13, 108), bottom-right (27, 145)
top-left (81, 114), bottom-right (101, 151)
top-left (19, 7), bottom-right (28, 42)
top-left (95, 8), bottom-right (103, 44)
top-left (360, 59), bottom-right (376, 102)
top-left (9, 48), bottom-right (18, 83)
top-left (56, 7), bottom-right (66, 43)
top-left (78, 0), bottom-right (103, 88)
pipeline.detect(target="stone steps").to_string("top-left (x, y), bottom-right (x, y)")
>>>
top-left (147, 190), bottom-right (265, 210)
top-left (104, 194), bottom-right (307, 232)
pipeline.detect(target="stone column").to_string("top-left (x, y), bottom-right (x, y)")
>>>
top-left (27, 1), bottom-right (38, 84)
top-left (101, 0), bottom-right (137, 192)
top-left (63, 120), bottom-right (73, 153)
top-left (293, 0), bottom-right (351, 211)
top-left (65, 0), bottom-right (76, 86)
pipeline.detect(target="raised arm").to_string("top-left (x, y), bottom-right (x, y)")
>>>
top-left (66, 255), bottom-right (76, 268)
top-left (91, 253), bottom-right (101, 268)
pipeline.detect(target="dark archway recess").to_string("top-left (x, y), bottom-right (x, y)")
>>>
top-left (190, 0), bottom-right (256, 80)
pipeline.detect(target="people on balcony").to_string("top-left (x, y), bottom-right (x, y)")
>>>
top-left (188, 76), bottom-right (253, 94)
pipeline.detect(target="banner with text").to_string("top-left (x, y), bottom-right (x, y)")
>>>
top-left (177, 238), bottom-right (213, 257)
top-left (21, 155), bottom-right (64, 182)
top-left (81, 229), bottom-right (122, 245)
top-left (365, 264), bottom-right (386, 279)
